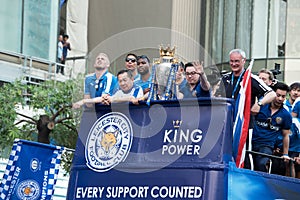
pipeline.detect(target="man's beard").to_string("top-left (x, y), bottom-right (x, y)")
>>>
top-left (95, 66), bottom-right (105, 71)
top-left (138, 68), bottom-right (149, 75)
top-left (272, 101), bottom-right (282, 109)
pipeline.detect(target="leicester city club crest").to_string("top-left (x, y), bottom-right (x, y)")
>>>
top-left (16, 180), bottom-right (40, 200)
top-left (85, 112), bottom-right (133, 172)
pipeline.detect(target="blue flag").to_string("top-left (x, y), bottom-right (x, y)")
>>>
top-left (0, 139), bottom-right (64, 200)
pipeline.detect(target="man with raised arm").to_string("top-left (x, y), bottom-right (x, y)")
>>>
top-left (179, 61), bottom-right (211, 98)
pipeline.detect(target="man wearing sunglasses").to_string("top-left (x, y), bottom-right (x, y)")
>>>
top-left (251, 82), bottom-right (292, 173)
top-left (179, 61), bottom-right (211, 98)
top-left (125, 53), bottom-right (139, 80)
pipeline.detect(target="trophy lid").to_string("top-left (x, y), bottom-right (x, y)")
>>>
top-left (159, 45), bottom-right (176, 59)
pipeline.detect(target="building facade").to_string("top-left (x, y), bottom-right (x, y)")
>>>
top-left (0, 0), bottom-right (299, 84)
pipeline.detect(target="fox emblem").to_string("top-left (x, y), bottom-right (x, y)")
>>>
top-left (98, 129), bottom-right (119, 156)
top-left (86, 112), bottom-right (133, 172)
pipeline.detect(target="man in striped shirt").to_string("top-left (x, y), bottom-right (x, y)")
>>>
top-left (73, 53), bottom-right (117, 109)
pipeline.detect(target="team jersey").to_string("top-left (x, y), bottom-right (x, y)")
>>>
top-left (275, 99), bottom-right (300, 152)
top-left (84, 71), bottom-right (117, 98)
top-left (134, 75), bottom-right (152, 91)
top-left (252, 104), bottom-right (292, 148)
top-left (292, 98), bottom-right (300, 116)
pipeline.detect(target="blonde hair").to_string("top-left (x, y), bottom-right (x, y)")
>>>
top-left (258, 68), bottom-right (274, 81)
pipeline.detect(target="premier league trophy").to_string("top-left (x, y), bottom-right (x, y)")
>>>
top-left (147, 45), bottom-right (179, 103)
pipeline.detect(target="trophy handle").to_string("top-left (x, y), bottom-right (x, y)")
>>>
top-left (146, 63), bottom-right (158, 105)
top-left (162, 63), bottom-right (178, 100)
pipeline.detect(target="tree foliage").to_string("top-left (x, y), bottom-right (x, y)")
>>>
top-left (0, 77), bottom-right (84, 167)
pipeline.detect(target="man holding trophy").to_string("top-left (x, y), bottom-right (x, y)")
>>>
top-left (147, 45), bottom-right (211, 102)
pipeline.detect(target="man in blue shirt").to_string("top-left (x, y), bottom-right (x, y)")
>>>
top-left (285, 82), bottom-right (300, 112)
top-left (73, 53), bottom-right (117, 109)
top-left (179, 61), bottom-right (210, 98)
top-left (273, 82), bottom-right (300, 176)
top-left (134, 55), bottom-right (152, 94)
top-left (252, 82), bottom-right (292, 172)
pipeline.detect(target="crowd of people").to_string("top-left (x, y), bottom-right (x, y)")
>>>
top-left (72, 52), bottom-right (212, 108)
top-left (72, 49), bottom-right (300, 178)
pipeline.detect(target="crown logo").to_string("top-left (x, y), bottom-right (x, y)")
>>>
top-left (173, 120), bottom-right (182, 129)
top-left (159, 45), bottom-right (176, 58)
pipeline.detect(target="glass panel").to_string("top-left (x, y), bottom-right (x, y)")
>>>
top-left (268, 0), bottom-right (286, 58)
top-left (211, 0), bottom-right (224, 64)
top-left (222, 0), bottom-right (237, 62)
top-left (0, 0), bottom-right (22, 52)
top-left (285, 0), bottom-right (300, 58)
top-left (251, 0), bottom-right (268, 58)
top-left (22, 0), bottom-right (59, 61)
top-left (236, 0), bottom-right (252, 58)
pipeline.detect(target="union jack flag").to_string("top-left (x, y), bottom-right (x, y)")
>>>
top-left (232, 60), bottom-right (253, 168)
